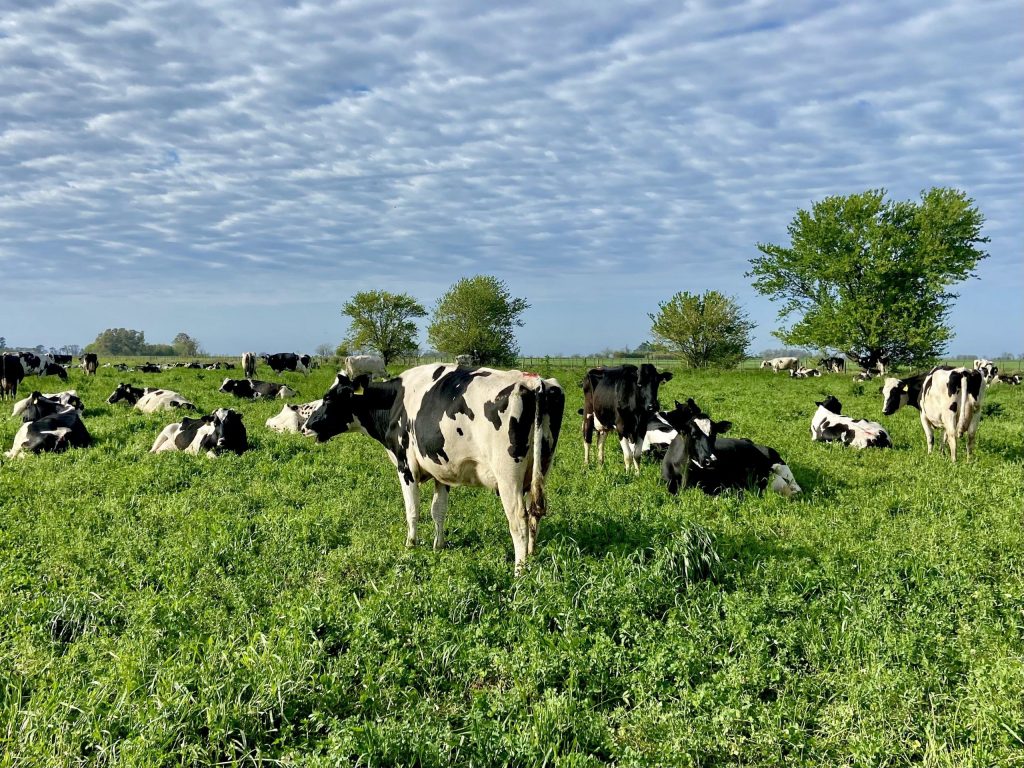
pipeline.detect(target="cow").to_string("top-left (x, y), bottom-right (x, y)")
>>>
top-left (18, 352), bottom-right (54, 376)
top-left (760, 356), bottom-right (800, 373)
top-left (137, 363), bottom-right (161, 373)
top-left (579, 364), bottom-right (674, 472)
top-left (973, 358), bottom-right (994, 371)
top-left (219, 378), bottom-right (297, 399)
top-left (455, 354), bottom-right (476, 367)
top-left (1, 354), bottom-right (25, 400)
top-left (881, 366), bottom-right (985, 462)
top-left (994, 372), bottom-right (1021, 385)
top-left (42, 363), bottom-right (68, 381)
top-left (12, 390), bottom-right (83, 418)
top-left (5, 407), bottom-right (91, 458)
top-left (660, 399), bottom-right (802, 498)
top-left (819, 356), bottom-right (846, 373)
top-left (80, 353), bottom-right (98, 375)
top-left (640, 411), bottom-right (677, 458)
top-left (790, 366), bottom-right (821, 378)
top-left (811, 395), bottom-right (891, 449)
top-left (345, 354), bottom-right (388, 380)
top-left (302, 365), bottom-right (565, 574)
top-left (265, 399), bottom-right (323, 434)
top-left (242, 352), bottom-right (257, 379)
top-left (107, 383), bottom-right (197, 413)
top-left (262, 353), bottom-right (310, 375)
top-left (151, 408), bottom-right (248, 457)
top-left (51, 354), bottom-right (73, 365)
top-left (853, 370), bottom-right (874, 382)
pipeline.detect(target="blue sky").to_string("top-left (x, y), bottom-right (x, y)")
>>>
top-left (2, 0), bottom-right (1021, 357)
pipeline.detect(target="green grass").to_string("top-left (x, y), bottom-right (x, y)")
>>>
top-left (1, 364), bottom-right (1022, 766)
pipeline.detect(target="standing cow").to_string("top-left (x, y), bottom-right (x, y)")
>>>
top-left (344, 355), bottom-right (388, 380)
top-left (1, 354), bottom-right (25, 400)
top-left (80, 353), bottom-right (99, 375)
top-left (760, 357), bottom-right (800, 373)
top-left (303, 365), bottom-right (565, 574)
top-left (262, 353), bottom-right (311, 375)
top-left (242, 352), bottom-right (257, 379)
top-left (819, 356), bottom-right (846, 373)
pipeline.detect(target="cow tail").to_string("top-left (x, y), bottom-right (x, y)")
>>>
top-left (956, 371), bottom-right (979, 437)
top-left (529, 381), bottom-right (547, 519)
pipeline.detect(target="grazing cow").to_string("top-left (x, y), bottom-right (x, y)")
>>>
top-left (345, 354), bottom-right (388, 380)
top-left (265, 399), bottom-right (323, 434)
top-left (12, 390), bottom-right (83, 418)
top-left (51, 354), bottom-right (73, 365)
top-left (80, 353), bottom-right (98, 375)
top-left (107, 383), bottom-right (197, 413)
top-left (1, 354), bottom-right (25, 400)
top-left (810, 395), bottom-right (891, 449)
top-left (760, 356), bottom-right (800, 373)
top-left (579, 364), bottom-right (674, 472)
top-left (302, 365), bottom-right (565, 574)
top-left (6, 408), bottom-right (91, 458)
top-left (151, 408), bottom-right (248, 457)
top-left (882, 366), bottom-right (985, 462)
top-left (819, 356), bottom-right (846, 373)
top-left (219, 378), bottom-right (297, 399)
top-left (262, 352), bottom-right (310, 375)
top-left (790, 366), bottom-right (821, 378)
top-left (660, 399), bottom-right (802, 497)
top-left (242, 352), bottom-right (257, 379)
top-left (42, 363), bottom-right (68, 381)
top-left (18, 352), bottom-right (54, 376)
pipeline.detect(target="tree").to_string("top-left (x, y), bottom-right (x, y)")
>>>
top-left (341, 290), bottom-right (427, 365)
top-left (649, 290), bottom-right (754, 368)
top-left (172, 332), bottom-right (201, 356)
top-left (427, 276), bottom-right (529, 365)
top-left (315, 343), bottom-right (335, 358)
top-left (85, 328), bottom-right (149, 355)
top-left (748, 188), bottom-right (988, 371)
top-left (0, 337), bottom-right (6, 351)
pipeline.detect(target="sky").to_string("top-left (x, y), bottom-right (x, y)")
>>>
top-left (1, 0), bottom-right (1021, 357)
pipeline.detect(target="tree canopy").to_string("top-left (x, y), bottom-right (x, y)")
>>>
top-left (85, 328), bottom-right (178, 356)
top-left (427, 275), bottom-right (529, 365)
top-left (341, 290), bottom-right (427, 365)
top-left (172, 332), bottom-right (202, 356)
top-left (649, 290), bottom-right (754, 368)
top-left (748, 188), bottom-right (988, 370)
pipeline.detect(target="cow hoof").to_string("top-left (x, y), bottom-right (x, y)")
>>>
top-left (433, 540), bottom-right (447, 552)
top-left (405, 538), bottom-right (416, 548)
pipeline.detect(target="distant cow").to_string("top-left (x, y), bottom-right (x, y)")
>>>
top-left (262, 353), bottom-right (310, 375)
top-left (51, 354), bottom-right (73, 365)
top-left (108, 384), bottom-right (197, 413)
top-left (345, 355), bottom-right (388, 380)
top-left (265, 399), bottom-right (323, 434)
top-left (994, 372), bottom-right (1021, 385)
top-left (1, 354), bottom-right (25, 400)
top-left (811, 395), bottom-right (891, 449)
top-left (242, 352), bottom-right (257, 379)
top-left (137, 363), bottom-right (161, 373)
top-left (790, 367), bottom-right (821, 378)
top-left (882, 366), bottom-right (985, 462)
top-left (219, 378), bottom-right (297, 399)
top-left (302, 365), bottom-right (565, 574)
top-left (18, 352), bottom-right (54, 376)
top-left (852, 370), bottom-right (874, 382)
top-left (151, 408), bottom-right (248, 457)
top-left (580, 363), bottom-right (674, 472)
top-left (660, 399), bottom-right (801, 497)
top-left (12, 390), bottom-right (83, 418)
top-left (819, 356), bottom-right (846, 373)
top-left (80, 353), bottom-right (98, 375)
top-left (972, 360), bottom-right (998, 382)
top-left (760, 356), bottom-right (799, 373)
top-left (42, 363), bottom-right (68, 381)
top-left (6, 405), bottom-right (91, 458)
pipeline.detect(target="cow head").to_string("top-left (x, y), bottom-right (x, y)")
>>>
top-left (637, 364), bottom-right (673, 412)
top-left (760, 360), bottom-right (771, 369)
top-left (662, 398), bottom-right (731, 469)
top-left (815, 395), bottom-right (843, 415)
top-left (46, 364), bottom-right (69, 381)
top-left (108, 383), bottom-right (142, 404)
top-left (880, 378), bottom-right (908, 415)
top-left (303, 384), bottom-right (360, 442)
top-left (211, 408), bottom-right (248, 455)
top-left (219, 378), bottom-right (239, 394)
top-left (21, 392), bottom-right (72, 423)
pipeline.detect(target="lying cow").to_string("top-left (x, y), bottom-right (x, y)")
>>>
top-left (994, 372), bottom-right (1021, 385)
top-left (51, 354), bottom-right (73, 365)
top-left (580, 363), bottom-right (673, 472)
top-left (6, 401), bottom-right (91, 458)
top-left (819, 356), bottom-right (846, 373)
top-left (853, 370), bottom-right (874, 382)
top-left (151, 408), bottom-right (248, 457)
top-left (790, 366), bottom-right (821, 378)
top-left (107, 383), bottom-right (197, 413)
top-left (242, 351), bottom-right (257, 379)
top-left (262, 353), bottom-right (311, 375)
top-left (137, 363), bottom-right (161, 373)
top-left (303, 365), bottom-right (565, 574)
top-left (344, 354), bottom-right (387, 380)
top-left (12, 390), bottom-right (83, 418)
top-left (661, 399), bottom-right (801, 497)
top-left (811, 395), bottom-right (891, 449)
top-left (219, 378), bottom-right (297, 399)
top-left (265, 400), bottom-right (323, 433)
top-left (1, 354), bottom-right (25, 400)
top-left (80, 353), bottom-right (98, 375)
top-left (640, 411), bottom-right (677, 458)
top-left (760, 356), bottom-right (800, 373)
top-left (882, 366), bottom-right (985, 462)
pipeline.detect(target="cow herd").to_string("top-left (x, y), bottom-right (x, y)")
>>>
top-left (1, 350), bottom-right (1019, 571)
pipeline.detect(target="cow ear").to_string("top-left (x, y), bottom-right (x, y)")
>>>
top-left (661, 371), bottom-right (673, 381)
top-left (815, 400), bottom-right (824, 407)
top-left (900, 383), bottom-right (909, 393)
top-left (714, 420), bottom-right (732, 433)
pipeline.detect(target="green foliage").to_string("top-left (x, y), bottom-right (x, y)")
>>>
top-left (341, 290), bottom-right (427, 365)
top-left (427, 275), bottom-right (529, 365)
top-left (172, 332), bottom-right (201, 357)
top-left (0, 336), bottom-right (6, 350)
top-left (85, 327), bottom-right (149, 356)
top-left (649, 290), bottom-right (754, 368)
top-left (749, 188), bottom-right (988, 370)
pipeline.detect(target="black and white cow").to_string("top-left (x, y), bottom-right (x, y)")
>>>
top-left (882, 366), bottom-right (985, 462)
top-left (6, 404), bottom-right (91, 458)
top-left (242, 352), bottom-right (257, 379)
top-left (265, 400), bottom-right (323, 433)
top-left (51, 354), bottom-right (73, 365)
top-left (760, 356), bottom-right (800, 373)
top-left (18, 352), bottom-right (54, 376)
top-left (262, 353), bottom-right (311, 375)
top-left (661, 399), bottom-right (802, 497)
top-left (137, 363), bottom-right (161, 373)
top-left (80, 353), bottom-right (98, 375)
top-left (810, 395), bottom-right (891, 449)
top-left (819, 356), bottom-right (846, 373)
top-left (12, 390), bottom-right (83, 418)
top-left (107, 383), bottom-right (197, 413)
top-left (303, 365), bottom-right (565, 574)
top-left (994, 372), bottom-right (1021, 385)
top-left (852, 370), bottom-right (874, 382)
top-left (219, 378), bottom-right (297, 399)
top-left (640, 411), bottom-right (677, 458)
top-left (579, 364), bottom-right (674, 472)
top-left (1, 354), bottom-right (25, 400)
top-left (790, 366), bottom-right (821, 378)
top-left (42, 363), bottom-right (68, 381)
top-left (151, 408), bottom-right (248, 457)
top-left (344, 355), bottom-right (387, 380)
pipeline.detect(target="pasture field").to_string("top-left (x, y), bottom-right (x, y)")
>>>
top-left (1, 363), bottom-right (1022, 767)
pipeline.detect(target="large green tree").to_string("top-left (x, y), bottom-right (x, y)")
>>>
top-left (341, 290), bottom-right (427, 365)
top-left (85, 328), bottom-right (149, 356)
top-left (748, 188), bottom-right (988, 370)
top-left (427, 275), bottom-right (529, 365)
top-left (649, 290), bottom-right (754, 368)
top-left (172, 332), bottom-right (202, 356)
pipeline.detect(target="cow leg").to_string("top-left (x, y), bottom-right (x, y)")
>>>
top-left (920, 413), bottom-right (935, 454)
top-left (619, 437), bottom-right (640, 473)
top-left (499, 481), bottom-right (529, 574)
top-left (946, 430), bottom-right (957, 463)
top-left (400, 478), bottom-right (421, 547)
top-left (430, 482), bottom-right (449, 551)
top-left (582, 414), bottom-right (594, 465)
top-left (597, 430), bottom-right (608, 464)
